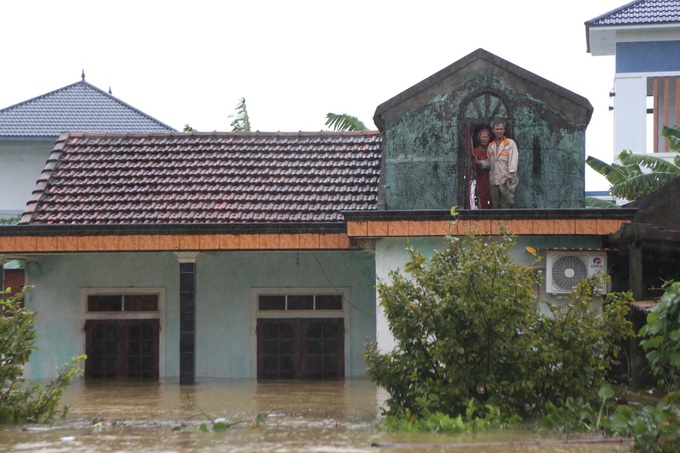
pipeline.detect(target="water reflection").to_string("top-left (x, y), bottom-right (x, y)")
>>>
top-left (0, 378), bottom-right (630, 452)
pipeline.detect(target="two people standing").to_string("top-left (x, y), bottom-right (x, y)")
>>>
top-left (473, 119), bottom-right (518, 209)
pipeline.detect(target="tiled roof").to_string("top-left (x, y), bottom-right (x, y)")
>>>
top-left (20, 131), bottom-right (383, 225)
top-left (586, 0), bottom-right (680, 27)
top-left (0, 79), bottom-right (175, 136)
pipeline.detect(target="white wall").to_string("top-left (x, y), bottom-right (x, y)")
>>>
top-left (0, 139), bottom-right (53, 218)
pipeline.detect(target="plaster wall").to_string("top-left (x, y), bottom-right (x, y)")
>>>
top-left (0, 139), bottom-right (54, 217)
top-left (616, 41), bottom-right (680, 73)
top-left (23, 250), bottom-right (376, 380)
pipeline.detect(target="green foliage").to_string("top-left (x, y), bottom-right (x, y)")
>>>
top-left (183, 124), bottom-right (194, 132)
top-left (639, 281), bottom-right (680, 392)
top-left (533, 280), bottom-right (634, 408)
top-left (586, 150), bottom-right (680, 202)
top-left (324, 113), bottom-right (367, 131)
top-left (0, 290), bottom-right (85, 423)
top-left (541, 384), bottom-right (616, 433)
top-left (364, 227), bottom-right (633, 421)
top-left (0, 216), bottom-right (20, 225)
top-left (383, 399), bottom-right (518, 433)
top-left (609, 391), bottom-right (680, 453)
top-left (584, 197), bottom-right (619, 208)
top-left (229, 97), bottom-right (251, 132)
top-left (661, 124), bottom-right (680, 151)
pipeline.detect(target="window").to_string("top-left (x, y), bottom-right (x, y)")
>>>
top-left (647, 76), bottom-right (680, 152)
top-left (258, 294), bottom-right (342, 311)
top-left (82, 289), bottom-right (163, 380)
top-left (254, 289), bottom-right (347, 380)
top-left (88, 294), bottom-right (159, 312)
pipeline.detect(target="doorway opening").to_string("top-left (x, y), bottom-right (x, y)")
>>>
top-left (82, 291), bottom-right (162, 380)
top-left (257, 318), bottom-right (344, 380)
top-left (85, 319), bottom-right (159, 379)
top-left (254, 291), bottom-right (347, 380)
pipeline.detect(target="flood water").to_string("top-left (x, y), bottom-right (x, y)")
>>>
top-left (0, 378), bottom-right (632, 452)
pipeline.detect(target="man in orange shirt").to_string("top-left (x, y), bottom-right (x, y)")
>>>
top-left (487, 119), bottom-right (519, 208)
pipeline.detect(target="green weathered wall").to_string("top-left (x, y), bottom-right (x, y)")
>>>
top-left (380, 65), bottom-right (589, 210)
top-left (23, 250), bottom-right (376, 380)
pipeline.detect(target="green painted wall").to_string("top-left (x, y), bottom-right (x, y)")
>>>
top-left (23, 250), bottom-right (376, 380)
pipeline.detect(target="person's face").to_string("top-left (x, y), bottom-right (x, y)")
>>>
top-left (493, 124), bottom-right (505, 139)
top-left (479, 132), bottom-right (490, 145)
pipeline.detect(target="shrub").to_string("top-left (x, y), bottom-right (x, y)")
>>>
top-left (0, 289), bottom-right (85, 423)
top-left (365, 227), bottom-right (632, 419)
top-left (639, 281), bottom-right (680, 392)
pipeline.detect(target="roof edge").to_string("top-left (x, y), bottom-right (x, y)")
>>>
top-left (343, 208), bottom-right (638, 222)
top-left (373, 48), bottom-right (593, 131)
top-left (0, 222), bottom-right (348, 237)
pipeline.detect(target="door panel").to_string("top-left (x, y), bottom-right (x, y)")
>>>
top-left (85, 319), bottom-right (159, 380)
top-left (257, 318), bottom-right (344, 380)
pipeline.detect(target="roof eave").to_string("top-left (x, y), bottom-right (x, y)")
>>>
top-left (587, 23), bottom-right (680, 56)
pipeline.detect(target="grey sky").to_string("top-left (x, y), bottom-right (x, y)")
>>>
top-left (1, 0), bottom-right (624, 189)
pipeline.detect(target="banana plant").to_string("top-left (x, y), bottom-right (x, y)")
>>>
top-left (586, 150), bottom-right (680, 205)
top-left (324, 113), bottom-right (367, 131)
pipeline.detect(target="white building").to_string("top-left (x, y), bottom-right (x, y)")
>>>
top-left (586, 0), bottom-right (680, 160)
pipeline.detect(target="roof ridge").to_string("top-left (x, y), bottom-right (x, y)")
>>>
top-left (66, 130), bottom-right (383, 139)
top-left (586, 0), bottom-right (680, 27)
top-left (0, 79), bottom-right (176, 136)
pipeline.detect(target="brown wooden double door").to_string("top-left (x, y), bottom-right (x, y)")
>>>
top-left (85, 319), bottom-right (160, 380)
top-left (257, 318), bottom-right (344, 380)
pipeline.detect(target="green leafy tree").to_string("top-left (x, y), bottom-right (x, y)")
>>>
top-left (639, 281), bottom-right (680, 392)
top-left (0, 290), bottom-right (85, 423)
top-left (324, 113), bottom-right (367, 131)
top-left (365, 226), bottom-right (632, 419)
top-left (229, 98), bottom-right (251, 132)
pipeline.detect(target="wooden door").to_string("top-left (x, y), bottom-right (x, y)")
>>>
top-left (85, 319), bottom-right (159, 380)
top-left (257, 318), bottom-right (344, 380)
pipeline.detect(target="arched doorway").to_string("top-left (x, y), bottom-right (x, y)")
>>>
top-left (458, 92), bottom-right (511, 208)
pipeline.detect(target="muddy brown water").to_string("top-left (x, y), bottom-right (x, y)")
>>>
top-left (0, 379), bottom-right (631, 452)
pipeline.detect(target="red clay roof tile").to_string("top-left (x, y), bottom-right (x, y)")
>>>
top-left (20, 131), bottom-right (383, 225)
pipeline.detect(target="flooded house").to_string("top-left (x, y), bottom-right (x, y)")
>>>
top-left (0, 49), bottom-right (635, 384)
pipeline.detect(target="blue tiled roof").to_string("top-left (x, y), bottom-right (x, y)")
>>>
top-left (20, 131), bottom-right (384, 225)
top-left (0, 79), bottom-right (175, 137)
top-left (587, 0), bottom-right (680, 27)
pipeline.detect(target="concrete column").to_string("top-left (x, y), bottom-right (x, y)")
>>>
top-left (176, 252), bottom-right (198, 385)
top-left (629, 241), bottom-right (644, 300)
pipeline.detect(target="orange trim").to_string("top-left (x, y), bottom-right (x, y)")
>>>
top-left (0, 219), bottom-right (632, 254)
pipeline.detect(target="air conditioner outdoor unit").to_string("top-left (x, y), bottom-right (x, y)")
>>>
top-left (545, 252), bottom-right (607, 295)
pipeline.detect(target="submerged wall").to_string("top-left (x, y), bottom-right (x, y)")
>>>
top-left (23, 250), bottom-right (376, 380)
